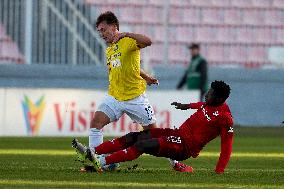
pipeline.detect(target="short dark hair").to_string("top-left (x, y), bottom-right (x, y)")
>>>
top-left (211, 80), bottom-right (231, 100)
top-left (96, 11), bottom-right (119, 30)
top-left (188, 43), bottom-right (200, 49)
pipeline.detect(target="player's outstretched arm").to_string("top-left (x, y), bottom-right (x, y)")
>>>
top-left (140, 69), bottom-right (159, 86)
top-left (215, 123), bottom-right (234, 174)
top-left (113, 32), bottom-right (152, 48)
top-left (171, 102), bottom-right (190, 110)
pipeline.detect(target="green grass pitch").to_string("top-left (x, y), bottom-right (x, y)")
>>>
top-left (0, 127), bottom-right (283, 189)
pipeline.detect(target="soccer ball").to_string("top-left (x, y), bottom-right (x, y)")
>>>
top-left (100, 154), bottom-right (120, 171)
top-left (102, 163), bottom-right (120, 171)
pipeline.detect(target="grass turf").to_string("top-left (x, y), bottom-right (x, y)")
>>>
top-left (0, 127), bottom-right (283, 189)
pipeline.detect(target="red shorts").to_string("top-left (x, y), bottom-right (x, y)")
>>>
top-left (149, 128), bottom-right (191, 161)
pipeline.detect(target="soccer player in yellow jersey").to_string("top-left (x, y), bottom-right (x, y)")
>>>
top-left (73, 11), bottom-right (188, 172)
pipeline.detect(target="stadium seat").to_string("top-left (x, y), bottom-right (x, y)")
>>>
top-left (248, 46), bottom-right (267, 63)
top-left (251, 0), bottom-right (271, 8)
top-left (242, 9), bottom-right (264, 26)
top-left (148, 43), bottom-right (164, 63)
top-left (189, 0), bottom-right (213, 7)
top-left (216, 27), bottom-right (236, 43)
top-left (196, 26), bottom-right (216, 43)
top-left (169, 44), bottom-right (187, 62)
top-left (211, 0), bottom-right (231, 7)
top-left (276, 28), bottom-right (284, 43)
top-left (201, 8), bottom-right (223, 24)
top-left (231, 0), bottom-right (252, 8)
top-left (236, 28), bottom-right (254, 43)
top-left (169, 7), bottom-right (183, 24)
top-left (182, 8), bottom-right (201, 24)
top-left (256, 28), bottom-right (276, 44)
top-left (272, 0), bottom-right (284, 8)
top-left (153, 26), bottom-right (166, 42)
top-left (119, 6), bottom-right (142, 23)
top-left (264, 10), bottom-right (283, 26)
top-left (0, 40), bottom-right (25, 64)
top-left (223, 9), bottom-right (242, 25)
top-left (142, 6), bottom-right (163, 24)
top-left (207, 45), bottom-right (224, 62)
top-left (176, 26), bottom-right (195, 43)
top-left (229, 45), bottom-right (248, 63)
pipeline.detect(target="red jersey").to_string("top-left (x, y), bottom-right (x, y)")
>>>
top-left (178, 102), bottom-right (234, 173)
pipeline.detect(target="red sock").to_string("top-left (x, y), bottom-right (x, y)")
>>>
top-left (95, 136), bottom-right (127, 154)
top-left (105, 146), bottom-right (141, 164)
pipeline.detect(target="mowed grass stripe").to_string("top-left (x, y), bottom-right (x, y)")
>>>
top-left (0, 149), bottom-right (283, 158)
top-left (0, 179), bottom-right (281, 189)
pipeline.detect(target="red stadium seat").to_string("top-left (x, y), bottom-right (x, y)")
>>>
top-left (153, 26), bottom-right (166, 42)
top-left (148, 43), bottom-right (164, 63)
top-left (236, 28), bottom-right (254, 43)
top-left (229, 45), bottom-right (248, 63)
top-left (256, 28), bottom-right (277, 44)
top-left (142, 6), bottom-right (163, 24)
top-left (216, 27), bottom-right (236, 43)
top-left (196, 26), bottom-right (217, 43)
top-left (169, 7), bottom-right (183, 24)
top-left (176, 26), bottom-right (195, 43)
top-left (182, 8), bottom-right (201, 24)
top-left (202, 8), bottom-right (223, 24)
top-left (242, 10), bottom-right (264, 26)
top-left (211, 0), bottom-right (231, 7)
top-left (0, 40), bottom-right (25, 64)
top-left (189, 0), bottom-right (213, 7)
top-left (264, 10), bottom-right (283, 26)
top-left (169, 44), bottom-right (187, 62)
top-left (120, 6), bottom-right (142, 23)
top-left (272, 0), bottom-right (284, 8)
top-left (208, 45), bottom-right (225, 62)
top-left (248, 46), bottom-right (267, 63)
top-left (224, 9), bottom-right (242, 25)
top-left (231, 0), bottom-right (252, 8)
top-left (251, 0), bottom-right (271, 8)
top-left (276, 28), bottom-right (284, 43)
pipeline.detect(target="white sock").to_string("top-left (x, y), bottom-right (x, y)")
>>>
top-left (99, 155), bottom-right (106, 166)
top-left (168, 158), bottom-right (178, 167)
top-left (89, 128), bottom-right (103, 148)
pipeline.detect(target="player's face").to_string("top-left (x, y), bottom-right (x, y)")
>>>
top-left (205, 88), bottom-right (214, 105)
top-left (205, 88), bottom-right (224, 106)
top-left (97, 21), bottom-right (117, 44)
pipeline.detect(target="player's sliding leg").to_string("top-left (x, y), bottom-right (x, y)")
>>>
top-left (143, 127), bottom-right (181, 169)
top-left (93, 139), bottom-right (159, 168)
top-left (94, 130), bottom-right (150, 154)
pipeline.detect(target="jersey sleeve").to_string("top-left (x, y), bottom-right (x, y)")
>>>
top-left (188, 102), bottom-right (204, 109)
top-left (123, 37), bottom-right (139, 51)
top-left (215, 113), bottom-right (234, 173)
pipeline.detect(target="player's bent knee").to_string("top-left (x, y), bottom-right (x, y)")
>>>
top-left (125, 132), bottom-right (140, 145)
top-left (134, 139), bottom-right (159, 155)
top-left (137, 130), bottom-right (151, 141)
top-left (90, 112), bottom-right (110, 129)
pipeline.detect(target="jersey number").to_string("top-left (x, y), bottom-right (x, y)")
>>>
top-left (167, 136), bottom-right (182, 144)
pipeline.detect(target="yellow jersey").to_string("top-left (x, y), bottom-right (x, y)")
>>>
top-left (106, 37), bottom-right (146, 101)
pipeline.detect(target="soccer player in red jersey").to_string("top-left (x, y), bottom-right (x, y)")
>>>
top-left (73, 80), bottom-right (233, 173)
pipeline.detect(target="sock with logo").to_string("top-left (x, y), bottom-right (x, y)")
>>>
top-left (89, 128), bottom-right (103, 148)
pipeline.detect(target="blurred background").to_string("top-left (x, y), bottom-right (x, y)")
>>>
top-left (0, 0), bottom-right (284, 137)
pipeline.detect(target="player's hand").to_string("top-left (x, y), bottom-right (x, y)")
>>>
top-left (145, 76), bottom-right (159, 86)
top-left (113, 32), bottom-right (127, 43)
top-left (171, 102), bottom-right (189, 110)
